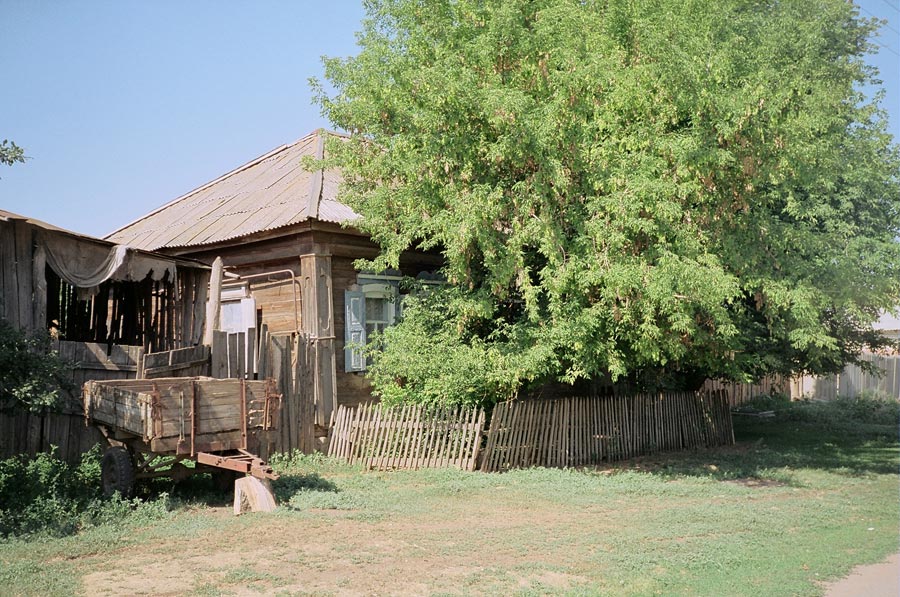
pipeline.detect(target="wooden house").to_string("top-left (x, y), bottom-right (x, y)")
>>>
top-left (0, 210), bottom-right (211, 460)
top-left (106, 129), bottom-right (442, 432)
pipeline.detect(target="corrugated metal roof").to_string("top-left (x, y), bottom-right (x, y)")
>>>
top-left (105, 129), bottom-right (360, 251)
top-left (0, 209), bottom-right (208, 269)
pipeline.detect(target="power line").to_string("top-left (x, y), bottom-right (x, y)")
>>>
top-left (879, 0), bottom-right (900, 15)
top-left (872, 38), bottom-right (900, 57)
top-left (859, 5), bottom-right (900, 36)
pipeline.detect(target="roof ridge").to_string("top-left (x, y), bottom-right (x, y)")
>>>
top-left (104, 131), bottom-right (320, 240)
top-left (306, 130), bottom-right (327, 220)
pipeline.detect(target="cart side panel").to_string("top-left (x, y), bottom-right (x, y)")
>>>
top-left (151, 430), bottom-right (244, 454)
top-left (84, 382), bottom-right (148, 436)
top-left (85, 378), bottom-right (280, 455)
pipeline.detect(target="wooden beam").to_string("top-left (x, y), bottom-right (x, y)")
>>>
top-left (15, 221), bottom-right (34, 332)
top-left (32, 244), bottom-right (47, 332)
top-left (300, 254), bottom-right (337, 427)
top-left (203, 257), bottom-right (224, 346)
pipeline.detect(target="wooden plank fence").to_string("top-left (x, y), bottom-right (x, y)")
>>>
top-left (0, 340), bottom-right (143, 462)
top-left (264, 333), bottom-right (316, 458)
top-left (142, 344), bottom-right (210, 379)
top-left (481, 391), bottom-right (734, 472)
top-left (793, 354), bottom-right (900, 400)
top-left (702, 375), bottom-right (788, 407)
top-left (328, 402), bottom-right (486, 471)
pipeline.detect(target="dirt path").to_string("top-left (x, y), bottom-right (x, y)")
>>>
top-left (825, 553), bottom-right (899, 597)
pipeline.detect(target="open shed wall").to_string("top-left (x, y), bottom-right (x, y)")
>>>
top-left (0, 218), bottom-right (36, 331)
top-left (1, 216), bottom-right (211, 463)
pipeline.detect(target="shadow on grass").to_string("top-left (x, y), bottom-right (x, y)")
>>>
top-left (272, 472), bottom-right (338, 502)
top-left (137, 471), bottom-right (341, 509)
top-left (617, 417), bottom-right (899, 485)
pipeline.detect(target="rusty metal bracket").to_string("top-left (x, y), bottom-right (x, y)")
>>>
top-left (190, 380), bottom-right (197, 457)
top-left (196, 450), bottom-right (279, 480)
top-left (240, 378), bottom-right (248, 450)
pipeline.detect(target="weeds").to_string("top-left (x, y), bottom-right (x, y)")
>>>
top-left (0, 446), bottom-right (172, 539)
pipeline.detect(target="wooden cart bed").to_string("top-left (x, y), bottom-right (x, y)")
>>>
top-left (83, 377), bottom-right (280, 455)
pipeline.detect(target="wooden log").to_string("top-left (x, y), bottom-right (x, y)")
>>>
top-left (233, 476), bottom-right (277, 514)
top-left (257, 324), bottom-right (269, 380)
top-left (203, 257), bottom-right (224, 346)
top-left (247, 327), bottom-right (258, 378)
top-left (32, 244), bottom-right (47, 331)
top-left (0, 220), bottom-right (19, 325)
top-left (227, 333), bottom-right (239, 379)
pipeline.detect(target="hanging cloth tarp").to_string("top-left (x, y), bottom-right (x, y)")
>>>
top-left (38, 230), bottom-right (176, 296)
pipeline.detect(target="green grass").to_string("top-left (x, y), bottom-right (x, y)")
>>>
top-left (0, 398), bottom-right (897, 596)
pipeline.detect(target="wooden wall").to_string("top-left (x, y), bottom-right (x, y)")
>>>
top-left (248, 277), bottom-right (301, 333)
top-left (1, 216), bottom-right (209, 462)
top-left (0, 341), bottom-right (143, 463)
top-left (0, 218), bottom-right (36, 331)
top-left (178, 224), bottom-right (442, 412)
top-left (332, 256), bottom-right (374, 409)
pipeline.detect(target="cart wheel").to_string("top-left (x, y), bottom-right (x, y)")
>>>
top-left (102, 447), bottom-right (135, 498)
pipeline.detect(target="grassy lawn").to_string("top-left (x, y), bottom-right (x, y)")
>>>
top-left (0, 399), bottom-right (897, 596)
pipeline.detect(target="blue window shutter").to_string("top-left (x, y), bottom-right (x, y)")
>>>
top-left (344, 290), bottom-right (366, 372)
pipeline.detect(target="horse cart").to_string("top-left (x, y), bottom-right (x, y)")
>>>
top-left (83, 377), bottom-right (281, 506)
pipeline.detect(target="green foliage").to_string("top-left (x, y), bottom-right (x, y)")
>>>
top-left (316, 0), bottom-right (900, 403)
top-left (0, 320), bottom-right (73, 414)
top-left (783, 393), bottom-right (900, 428)
top-left (0, 139), bottom-right (25, 169)
top-left (0, 447), bottom-right (171, 538)
top-left (366, 287), bottom-right (542, 405)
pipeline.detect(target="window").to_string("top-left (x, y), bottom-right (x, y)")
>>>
top-left (344, 281), bottom-right (399, 372)
top-left (344, 271), bottom-right (444, 373)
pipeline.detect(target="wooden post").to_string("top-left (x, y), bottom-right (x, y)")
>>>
top-left (15, 222), bottom-right (34, 332)
top-left (32, 244), bottom-right (47, 332)
top-left (203, 257), bottom-right (224, 346)
top-left (300, 253), bottom-right (336, 428)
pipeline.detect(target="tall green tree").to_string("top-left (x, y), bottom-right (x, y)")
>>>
top-left (315, 0), bottom-right (900, 404)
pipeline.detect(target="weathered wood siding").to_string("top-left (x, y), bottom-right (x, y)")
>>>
top-left (249, 277), bottom-right (300, 333)
top-left (0, 218), bottom-right (36, 331)
top-left (0, 341), bottom-right (144, 463)
top-left (164, 223), bottom-right (442, 413)
top-left (332, 256), bottom-right (375, 409)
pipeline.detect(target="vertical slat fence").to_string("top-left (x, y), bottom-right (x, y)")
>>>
top-left (328, 402), bottom-right (486, 471)
top-left (480, 390), bottom-right (734, 472)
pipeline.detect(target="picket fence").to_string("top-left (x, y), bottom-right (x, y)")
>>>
top-left (328, 402), bottom-right (486, 471)
top-left (481, 391), bottom-right (733, 472)
top-left (327, 391), bottom-right (733, 473)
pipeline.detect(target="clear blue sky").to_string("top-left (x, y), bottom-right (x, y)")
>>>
top-left (1, 1), bottom-right (898, 239)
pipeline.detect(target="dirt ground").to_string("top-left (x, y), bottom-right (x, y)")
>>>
top-left (78, 501), bottom-right (899, 597)
top-left (81, 505), bottom-right (589, 596)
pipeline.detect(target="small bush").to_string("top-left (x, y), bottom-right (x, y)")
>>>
top-left (0, 447), bottom-right (170, 539)
top-left (734, 392), bottom-right (792, 413)
top-left (781, 393), bottom-right (900, 428)
top-left (0, 320), bottom-right (73, 413)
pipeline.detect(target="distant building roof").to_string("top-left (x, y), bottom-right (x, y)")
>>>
top-left (105, 129), bottom-right (359, 251)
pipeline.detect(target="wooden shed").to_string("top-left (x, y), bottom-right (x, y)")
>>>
top-left (106, 129), bottom-right (442, 435)
top-left (0, 210), bottom-right (211, 461)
